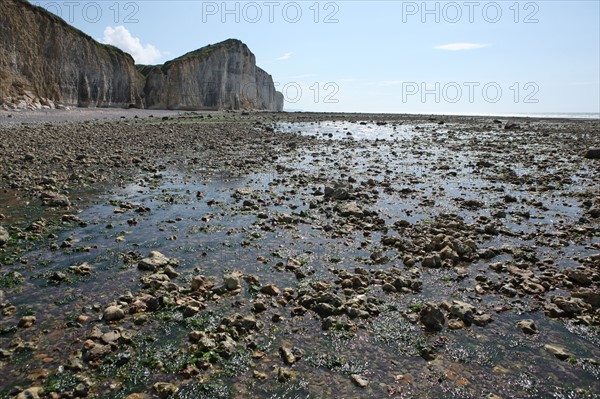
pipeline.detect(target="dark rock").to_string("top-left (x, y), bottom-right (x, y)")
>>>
top-left (583, 149), bottom-right (600, 159)
top-left (419, 303), bottom-right (446, 331)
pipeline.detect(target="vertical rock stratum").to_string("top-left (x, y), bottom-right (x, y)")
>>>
top-left (0, 0), bottom-right (283, 111)
top-left (138, 39), bottom-right (284, 111)
top-left (0, 0), bottom-right (143, 109)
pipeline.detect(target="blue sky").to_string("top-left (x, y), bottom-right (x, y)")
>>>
top-left (32, 1), bottom-right (600, 114)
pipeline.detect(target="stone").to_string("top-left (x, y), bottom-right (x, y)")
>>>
top-left (419, 303), bottom-right (446, 331)
top-left (260, 284), bottom-right (281, 296)
top-left (439, 246), bottom-right (459, 262)
top-left (18, 315), bottom-right (36, 328)
top-left (223, 272), bottom-right (243, 291)
top-left (447, 319), bottom-right (466, 330)
top-left (191, 275), bottom-right (209, 291)
top-left (276, 367), bottom-right (296, 382)
top-left (279, 346), bottom-right (301, 365)
top-left (552, 296), bottom-right (588, 316)
top-left (521, 279), bottom-right (545, 295)
top-left (337, 202), bottom-right (364, 218)
top-left (324, 185), bottom-right (350, 200)
top-left (103, 306), bottom-right (125, 322)
top-left (449, 301), bottom-right (475, 324)
top-left (516, 319), bottom-right (538, 334)
top-left (544, 344), bottom-right (572, 360)
top-left (138, 251), bottom-right (170, 272)
top-left (422, 254), bottom-right (442, 268)
top-left (253, 370), bottom-right (268, 380)
top-left (16, 387), bottom-right (43, 399)
top-left (40, 191), bottom-right (71, 207)
top-left (351, 374), bottom-right (370, 388)
top-left (473, 313), bottom-right (493, 327)
top-left (0, 226), bottom-right (8, 246)
top-left (583, 148), bottom-right (600, 159)
top-left (572, 290), bottom-right (600, 308)
top-left (152, 382), bottom-right (179, 398)
top-left (101, 330), bottom-right (121, 344)
top-left (565, 268), bottom-right (592, 286)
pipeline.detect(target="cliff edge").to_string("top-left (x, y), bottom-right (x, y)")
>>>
top-left (0, 1), bottom-right (283, 111)
top-left (0, 0), bottom-right (143, 109)
top-left (139, 39), bottom-right (283, 111)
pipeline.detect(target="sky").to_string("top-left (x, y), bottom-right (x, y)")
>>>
top-left (31, 1), bottom-right (600, 115)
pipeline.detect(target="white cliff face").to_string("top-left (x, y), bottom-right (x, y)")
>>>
top-left (0, 0), bottom-right (143, 110)
top-left (141, 40), bottom-right (284, 111)
top-left (0, 1), bottom-right (282, 111)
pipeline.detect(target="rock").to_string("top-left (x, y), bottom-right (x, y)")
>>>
top-left (103, 306), bottom-right (125, 322)
top-left (588, 208), bottom-right (600, 218)
top-left (276, 367), bottom-right (296, 382)
top-left (351, 374), bottom-right (370, 388)
top-left (324, 185), bottom-right (350, 200)
top-left (0, 0), bottom-right (142, 109)
top-left (191, 275), bottom-right (210, 291)
top-left (223, 272), bottom-right (243, 291)
top-left (101, 330), bottom-right (121, 344)
top-left (422, 254), bottom-right (442, 268)
top-left (473, 313), bottom-right (493, 327)
top-left (551, 296), bottom-right (588, 316)
top-left (516, 319), bottom-right (538, 334)
top-left (16, 387), bottom-right (43, 399)
top-left (82, 340), bottom-right (111, 361)
top-left (572, 290), bottom-right (600, 308)
top-left (138, 251), bottom-right (170, 272)
top-left (69, 262), bottom-right (93, 275)
top-left (260, 284), bottom-right (281, 296)
top-left (152, 382), bottom-right (179, 398)
top-left (449, 301), bottom-right (475, 324)
top-left (337, 202), bottom-right (364, 217)
top-left (18, 315), bottom-right (36, 328)
top-left (521, 279), bottom-right (545, 295)
top-left (40, 191), bottom-right (71, 207)
top-left (583, 148), bottom-right (600, 159)
top-left (142, 39), bottom-right (283, 111)
top-left (565, 268), bottom-right (592, 286)
top-left (279, 346), bottom-right (302, 365)
top-left (447, 319), bottom-right (466, 330)
top-left (0, 226), bottom-right (8, 246)
top-left (253, 370), bottom-right (268, 380)
top-left (544, 344), bottom-right (572, 360)
top-left (439, 246), bottom-right (459, 262)
top-left (419, 303), bottom-right (446, 331)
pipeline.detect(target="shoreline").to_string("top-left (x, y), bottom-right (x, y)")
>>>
top-left (1, 108), bottom-right (599, 127)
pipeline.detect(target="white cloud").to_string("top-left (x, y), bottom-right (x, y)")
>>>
top-left (102, 26), bottom-right (162, 64)
top-left (277, 52), bottom-right (293, 60)
top-left (434, 43), bottom-right (492, 51)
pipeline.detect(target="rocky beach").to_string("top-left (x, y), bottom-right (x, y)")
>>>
top-left (0, 110), bottom-right (599, 398)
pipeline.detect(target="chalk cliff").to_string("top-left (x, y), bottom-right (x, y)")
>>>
top-left (0, 0), bottom-right (143, 109)
top-left (139, 39), bottom-right (283, 111)
top-left (0, 0), bottom-right (283, 111)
